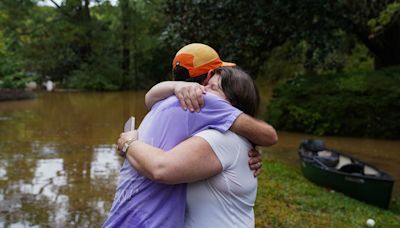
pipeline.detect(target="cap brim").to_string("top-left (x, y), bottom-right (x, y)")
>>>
top-left (221, 61), bottom-right (236, 67)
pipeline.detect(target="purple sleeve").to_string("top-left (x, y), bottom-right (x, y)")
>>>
top-left (187, 93), bottom-right (242, 136)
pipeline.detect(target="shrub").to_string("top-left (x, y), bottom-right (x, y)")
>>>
top-left (66, 62), bottom-right (121, 91)
top-left (0, 72), bottom-right (37, 89)
top-left (266, 67), bottom-right (400, 138)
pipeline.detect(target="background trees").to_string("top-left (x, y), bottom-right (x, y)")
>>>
top-left (161, 0), bottom-right (400, 76)
top-left (0, 0), bottom-right (168, 90)
top-left (1, 0), bottom-right (399, 90)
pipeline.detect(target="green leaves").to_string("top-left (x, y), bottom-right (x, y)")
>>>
top-left (161, 0), bottom-right (400, 76)
top-left (368, 2), bottom-right (400, 35)
top-left (0, 0), bottom-right (169, 90)
top-left (0, 72), bottom-right (38, 89)
top-left (266, 67), bottom-right (400, 138)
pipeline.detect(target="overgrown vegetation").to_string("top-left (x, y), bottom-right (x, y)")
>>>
top-left (255, 158), bottom-right (400, 227)
top-left (265, 66), bottom-right (400, 139)
top-left (1, 0), bottom-right (400, 90)
top-left (162, 0), bottom-right (400, 75)
top-left (0, 0), bottom-right (168, 91)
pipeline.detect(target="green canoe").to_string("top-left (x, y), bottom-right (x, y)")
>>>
top-left (298, 139), bottom-right (394, 209)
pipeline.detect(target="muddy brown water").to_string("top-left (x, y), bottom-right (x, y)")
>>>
top-left (0, 92), bottom-right (398, 226)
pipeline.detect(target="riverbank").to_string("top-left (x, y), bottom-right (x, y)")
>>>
top-left (255, 158), bottom-right (399, 227)
top-left (0, 89), bottom-right (35, 101)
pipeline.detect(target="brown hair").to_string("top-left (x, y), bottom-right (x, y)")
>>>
top-left (213, 67), bottom-right (260, 117)
top-left (173, 65), bottom-right (208, 84)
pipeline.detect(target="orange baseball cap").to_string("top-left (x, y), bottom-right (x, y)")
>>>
top-left (172, 43), bottom-right (236, 78)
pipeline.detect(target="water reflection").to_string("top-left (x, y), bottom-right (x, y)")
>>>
top-left (0, 91), bottom-right (399, 226)
top-left (91, 146), bottom-right (120, 179)
top-left (0, 92), bottom-right (147, 227)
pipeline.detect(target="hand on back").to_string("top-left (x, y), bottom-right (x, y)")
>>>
top-left (174, 82), bottom-right (206, 112)
top-left (248, 148), bottom-right (262, 177)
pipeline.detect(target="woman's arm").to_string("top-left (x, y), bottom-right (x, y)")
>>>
top-left (146, 82), bottom-right (277, 146)
top-left (145, 81), bottom-right (205, 111)
top-left (118, 131), bottom-right (222, 184)
top-left (145, 81), bottom-right (176, 109)
top-left (230, 113), bottom-right (278, 146)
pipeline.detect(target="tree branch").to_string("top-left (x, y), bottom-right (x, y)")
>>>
top-left (49, 0), bottom-right (61, 9)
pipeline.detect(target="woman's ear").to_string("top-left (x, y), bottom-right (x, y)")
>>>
top-left (203, 70), bottom-right (214, 85)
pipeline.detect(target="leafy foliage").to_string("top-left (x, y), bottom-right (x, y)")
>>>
top-left (266, 67), bottom-right (400, 138)
top-left (161, 0), bottom-right (400, 76)
top-left (368, 2), bottom-right (400, 35)
top-left (0, 72), bottom-right (37, 89)
top-left (0, 0), bottom-right (168, 90)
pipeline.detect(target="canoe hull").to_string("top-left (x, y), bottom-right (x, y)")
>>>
top-left (301, 159), bottom-right (394, 208)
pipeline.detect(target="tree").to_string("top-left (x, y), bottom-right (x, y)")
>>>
top-left (117, 0), bottom-right (169, 89)
top-left (47, 0), bottom-right (94, 73)
top-left (160, 0), bottom-right (400, 75)
top-left (0, 0), bottom-right (169, 90)
top-left (349, 1), bottom-right (400, 68)
top-left (119, 0), bottom-right (132, 89)
top-left (0, 0), bottom-right (36, 76)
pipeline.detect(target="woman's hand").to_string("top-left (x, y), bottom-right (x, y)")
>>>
top-left (248, 148), bottom-right (262, 177)
top-left (174, 82), bottom-right (206, 112)
top-left (117, 130), bottom-right (138, 157)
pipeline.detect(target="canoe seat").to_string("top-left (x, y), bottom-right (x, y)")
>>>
top-left (364, 165), bottom-right (380, 176)
top-left (335, 156), bottom-right (352, 169)
top-left (339, 163), bottom-right (364, 175)
top-left (315, 150), bottom-right (339, 167)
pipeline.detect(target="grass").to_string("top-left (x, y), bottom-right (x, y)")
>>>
top-left (254, 159), bottom-right (400, 227)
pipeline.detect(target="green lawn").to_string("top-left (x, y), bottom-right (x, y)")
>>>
top-left (254, 159), bottom-right (400, 227)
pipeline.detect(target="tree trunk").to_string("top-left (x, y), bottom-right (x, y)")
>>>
top-left (371, 19), bottom-right (400, 69)
top-left (80, 0), bottom-right (92, 63)
top-left (120, 0), bottom-right (131, 89)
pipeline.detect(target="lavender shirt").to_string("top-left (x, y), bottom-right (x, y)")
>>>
top-left (103, 93), bottom-right (242, 228)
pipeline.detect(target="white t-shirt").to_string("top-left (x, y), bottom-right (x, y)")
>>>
top-left (185, 129), bottom-right (257, 228)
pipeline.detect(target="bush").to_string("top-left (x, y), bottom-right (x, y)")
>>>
top-left (265, 66), bottom-right (400, 138)
top-left (66, 61), bottom-right (121, 91)
top-left (0, 72), bottom-right (37, 89)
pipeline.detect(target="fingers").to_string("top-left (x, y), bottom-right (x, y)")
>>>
top-left (248, 148), bottom-right (261, 157)
top-left (248, 148), bottom-right (262, 175)
top-left (253, 167), bottom-right (262, 177)
top-left (199, 85), bottom-right (206, 94)
top-left (189, 85), bottom-right (205, 112)
top-left (175, 82), bottom-right (205, 112)
top-left (249, 149), bottom-right (262, 177)
top-left (175, 84), bottom-right (189, 111)
top-left (195, 86), bottom-right (205, 110)
top-left (117, 133), bottom-right (124, 150)
top-left (248, 156), bottom-right (262, 166)
top-left (250, 162), bottom-right (262, 177)
top-left (116, 131), bottom-right (138, 155)
top-left (184, 89), bottom-right (195, 112)
top-left (249, 161), bottom-right (262, 170)
top-left (176, 93), bottom-right (187, 111)
top-left (177, 87), bottom-right (194, 112)
top-left (116, 138), bottom-right (125, 157)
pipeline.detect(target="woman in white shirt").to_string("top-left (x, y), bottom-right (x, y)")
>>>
top-left (117, 67), bottom-right (276, 227)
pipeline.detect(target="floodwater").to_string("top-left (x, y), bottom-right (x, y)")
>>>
top-left (0, 91), bottom-right (399, 227)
